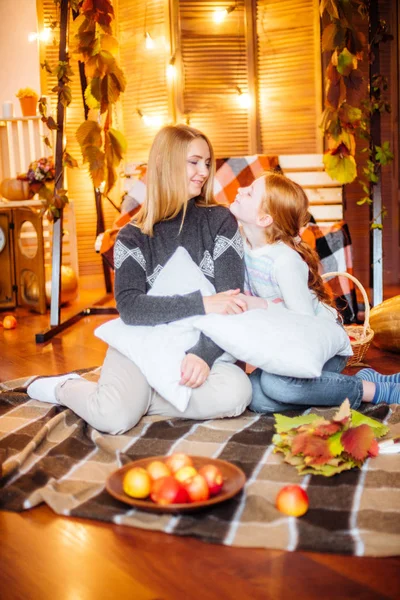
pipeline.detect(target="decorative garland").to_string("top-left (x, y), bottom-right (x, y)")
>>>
top-left (38, 0), bottom-right (127, 220)
top-left (320, 0), bottom-right (393, 225)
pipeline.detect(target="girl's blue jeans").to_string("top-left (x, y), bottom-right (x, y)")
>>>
top-left (249, 355), bottom-right (363, 414)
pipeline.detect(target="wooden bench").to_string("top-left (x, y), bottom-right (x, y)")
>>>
top-left (278, 154), bottom-right (343, 226)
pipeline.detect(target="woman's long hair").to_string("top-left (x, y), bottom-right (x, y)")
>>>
top-left (260, 172), bottom-right (334, 306)
top-left (134, 124), bottom-right (217, 235)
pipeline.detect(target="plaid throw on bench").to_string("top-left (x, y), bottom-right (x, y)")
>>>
top-left (1, 373), bottom-right (399, 557)
top-left (302, 221), bottom-right (358, 323)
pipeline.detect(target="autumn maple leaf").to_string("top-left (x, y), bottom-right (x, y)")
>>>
top-left (313, 420), bottom-right (341, 438)
top-left (368, 439), bottom-right (380, 457)
top-left (341, 424), bottom-right (375, 461)
top-left (292, 433), bottom-right (333, 462)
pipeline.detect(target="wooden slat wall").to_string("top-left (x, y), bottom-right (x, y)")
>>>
top-left (117, 0), bottom-right (170, 163)
top-left (179, 1), bottom-right (250, 156)
top-left (39, 1), bottom-right (120, 283)
top-left (256, 0), bottom-right (322, 154)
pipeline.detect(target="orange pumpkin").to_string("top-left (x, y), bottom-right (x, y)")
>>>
top-left (0, 178), bottom-right (33, 201)
top-left (45, 265), bottom-right (79, 305)
top-left (369, 295), bottom-right (400, 353)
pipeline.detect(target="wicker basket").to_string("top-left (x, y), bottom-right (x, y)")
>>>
top-left (321, 271), bottom-right (374, 367)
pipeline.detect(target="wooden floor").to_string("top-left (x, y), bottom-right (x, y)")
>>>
top-left (1, 290), bottom-right (400, 600)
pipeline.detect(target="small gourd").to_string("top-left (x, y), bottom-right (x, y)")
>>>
top-left (369, 295), bottom-right (400, 353)
top-left (0, 178), bottom-right (33, 201)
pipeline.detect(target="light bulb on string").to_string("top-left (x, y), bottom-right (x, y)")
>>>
top-left (236, 86), bottom-right (251, 109)
top-left (213, 5), bottom-right (236, 24)
top-left (28, 28), bottom-right (52, 43)
top-left (137, 108), bottom-right (163, 128)
top-left (166, 55), bottom-right (176, 80)
top-left (145, 32), bottom-right (154, 49)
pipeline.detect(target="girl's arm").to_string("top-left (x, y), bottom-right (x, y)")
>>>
top-left (275, 253), bottom-right (315, 316)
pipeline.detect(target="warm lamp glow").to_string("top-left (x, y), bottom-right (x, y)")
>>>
top-left (143, 114), bottom-right (164, 127)
top-left (137, 109), bottom-right (163, 127)
top-left (167, 64), bottom-right (176, 79)
top-left (28, 28), bottom-right (52, 43)
top-left (213, 6), bottom-right (235, 23)
top-left (40, 28), bottom-right (52, 42)
top-left (236, 87), bottom-right (251, 108)
top-left (213, 9), bottom-right (228, 23)
top-left (145, 32), bottom-right (154, 49)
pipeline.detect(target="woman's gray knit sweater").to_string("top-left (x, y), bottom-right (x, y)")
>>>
top-left (113, 199), bottom-right (244, 367)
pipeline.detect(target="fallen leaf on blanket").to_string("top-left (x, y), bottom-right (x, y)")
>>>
top-left (341, 424), bottom-right (375, 461)
top-left (272, 400), bottom-right (389, 477)
top-left (333, 398), bottom-right (351, 424)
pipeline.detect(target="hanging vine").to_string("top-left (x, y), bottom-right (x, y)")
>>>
top-left (37, 0), bottom-right (127, 219)
top-left (320, 0), bottom-right (393, 226)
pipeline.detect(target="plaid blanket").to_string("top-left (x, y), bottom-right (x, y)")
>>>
top-left (1, 373), bottom-right (399, 557)
top-left (302, 221), bottom-right (358, 323)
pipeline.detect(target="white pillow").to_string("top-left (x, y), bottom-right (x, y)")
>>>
top-left (194, 303), bottom-right (352, 378)
top-left (95, 247), bottom-right (233, 412)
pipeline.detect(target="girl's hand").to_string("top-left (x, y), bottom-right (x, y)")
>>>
top-left (180, 354), bottom-right (210, 388)
top-left (237, 293), bottom-right (268, 311)
top-left (203, 289), bottom-right (247, 315)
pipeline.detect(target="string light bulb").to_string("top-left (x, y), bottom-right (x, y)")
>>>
top-left (213, 6), bottom-right (236, 23)
top-left (167, 55), bottom-right (176, 80)
top-left (236, 86), bottom-right (251, 108)
top-left (137, 108), bottom-right (163, 127)
top-left (28, 28), bottom-right (52, 43)
top-left (145, 32), bottom-right (154, 49)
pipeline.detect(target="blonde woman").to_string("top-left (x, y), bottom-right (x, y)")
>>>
top-left (28, 125), bottom-right (252, 433)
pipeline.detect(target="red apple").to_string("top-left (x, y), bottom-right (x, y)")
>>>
top-left (183, 474), bottom-right (210, 503)
top-left (3, 315), bottom-right (17, 330)
top-left (146, 460), bottom-right (172, 481)
top-left (150, 476), bottom-right (189, 505)
top-left (275, 485), bottom-right (309, 517)
top-left (198, 464), bottom-right (224, 496)
top-left (165, 453), bottom-right (193, 474)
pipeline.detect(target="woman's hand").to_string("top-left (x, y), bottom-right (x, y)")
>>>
top-left (203, 289), bottom-right (247, 315)
top-left (180, 354), bottom-right (210, 388)
top-left (236, 293), bottom-right (268, 311)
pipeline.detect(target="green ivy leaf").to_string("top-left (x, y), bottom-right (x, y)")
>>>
top-left (337, 48), bottom-right (356, 76)
top-left (375, 142), bottom-right (394, 166)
